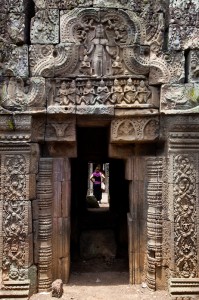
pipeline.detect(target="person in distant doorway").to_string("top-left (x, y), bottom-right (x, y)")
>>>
top-left (90, 165), bottom-right (105, 204)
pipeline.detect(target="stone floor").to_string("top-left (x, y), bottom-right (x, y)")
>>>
top-left (30, 271), bottom-right (170, 300)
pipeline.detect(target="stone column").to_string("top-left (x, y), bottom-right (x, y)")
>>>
top-left (36, 158), bottom-right (53, 292)
top-left (146, 157), bottom-right (164, 290)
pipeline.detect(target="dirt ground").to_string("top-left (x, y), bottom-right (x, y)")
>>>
top-left (30, 261), bottom-right (170, 300)
top-left (30, 271), bottom-right (170, 300)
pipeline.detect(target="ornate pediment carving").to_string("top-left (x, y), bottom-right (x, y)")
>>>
top-left (31, 8), bottom-right (151, 78)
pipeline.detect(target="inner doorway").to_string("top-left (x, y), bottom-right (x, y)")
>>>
top-left (70, 127), bottom-right (129, 274)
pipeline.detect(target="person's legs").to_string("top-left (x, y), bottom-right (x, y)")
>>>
top-left (93, 184), bottom-right (102, 203)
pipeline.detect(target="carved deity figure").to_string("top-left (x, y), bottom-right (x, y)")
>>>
top-left (112, 56), bottom-right (124, 75)
top-left (124, 78), bottom-right (136, 103)
top-left (136, 80), bottom-right (151, 103)
top-left (80, 50), bottom-right (92, 75)
top-left (87, 24), bottom-right (114, 76)
top-left (79, 80), bottom-right (95, 105)
top-left (93, 79), bottom-right (110, 104)
top-left (111, 79), bottom-right (124, 104)
top-left (57, 81), bottom-right (76, 105)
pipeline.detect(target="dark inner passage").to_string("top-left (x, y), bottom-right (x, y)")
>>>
top-left (70, 127), bottom-right (129, 272)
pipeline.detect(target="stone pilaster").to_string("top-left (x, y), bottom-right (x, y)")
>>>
top-left (37, 158), bottom-right (53, 292)
top-left (0, 145), bottom-right (32, 299)
top-left (165, 116), bottom-right (199, 299)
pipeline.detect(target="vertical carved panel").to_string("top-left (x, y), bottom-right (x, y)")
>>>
top-left (146, 158), bottom-right (163, 290)
top-left (2, 154), bottom-right (29, 281)
top-left (0, 148), bottom-right (31, 298)
top-left (172, 154), bottom-right (198, 278)
top-left (37, 158), bottom-right (53, 292)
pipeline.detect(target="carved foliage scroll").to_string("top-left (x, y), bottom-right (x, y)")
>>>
top-left (146, 157), bottom-right (163, 290)
top-left (0, 151), bottom-right (30, 283)
top-left (173, 154), bottom-right (198, 278)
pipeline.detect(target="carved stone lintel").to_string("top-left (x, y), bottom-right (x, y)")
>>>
top-left (45, 116), bottom-right (76, 142)
top-left (111, 117), bottom-right (159, 143)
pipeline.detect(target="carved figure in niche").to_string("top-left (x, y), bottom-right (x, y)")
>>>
top-left (56, 81), bottom-right (68, 105)
top-left (57, 81), bottom-right (76, 105)
top-left (117, 121), bottom-right (135, 137)
top-left (67, 80), bottom-right (76, 104)
top-left (80, 49), bottom-right (92, 75)
top-left (180, 260), bottom-right (192, 278)
top-left (124, 78), bottom-right (136, 103)
top-left (112, 56), bottom-right (124, 75)
top-left (136, 80), bottom-right (151, 103)
top-left (93, 79), bottom-right (110, 105)
top-left (79, 80), bottom-right (95, 105)
top-left (110, 79), bottom-right (124, 104)
top-left (106, 19), bottom-right (127, 44)
top-left (86, 24), bottom-right (115, 76)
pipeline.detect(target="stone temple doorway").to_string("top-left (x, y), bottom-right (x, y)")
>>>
top-left (70, 127), bottom-right (129, 275)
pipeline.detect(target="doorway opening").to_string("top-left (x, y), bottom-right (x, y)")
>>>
top-left (70, 127), bottom-right (129, 274)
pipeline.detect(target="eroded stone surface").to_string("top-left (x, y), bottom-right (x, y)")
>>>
top-left (160, 83), bottom-right (199, 113)
top-left (31, 10), bottom-right (59, 44)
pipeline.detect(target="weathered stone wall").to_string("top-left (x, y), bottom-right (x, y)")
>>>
top-left (0, 0), bottom-right (199, 299)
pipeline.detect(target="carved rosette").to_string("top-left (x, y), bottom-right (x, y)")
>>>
top-left (173, 154), bottom-right (198, 278)
top-left (146, 158), bottom-right (163, 290)
top-left (37, 158), bottom-right (53, 291)
top-left (111, 117), bottom-right (159, 143)
top-left (0, 151), bottom-right (30, 284)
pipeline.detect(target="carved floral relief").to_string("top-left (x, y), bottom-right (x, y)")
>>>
top-left (2, 155), bottom-right (28, 201)
top-left (0, 152), bottom-right (30, 282)
top-left (173, 154), bottom-right (198, 278)
top-left (169, 0), bottom-right (199, 50)
top-left (1, 0), bottom-right (25, 13)
top-left (111, 117), bottom-right (159, 142)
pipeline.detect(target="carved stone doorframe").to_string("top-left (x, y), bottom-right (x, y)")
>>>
top-left (35, 157), bottom-right (71, 292)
